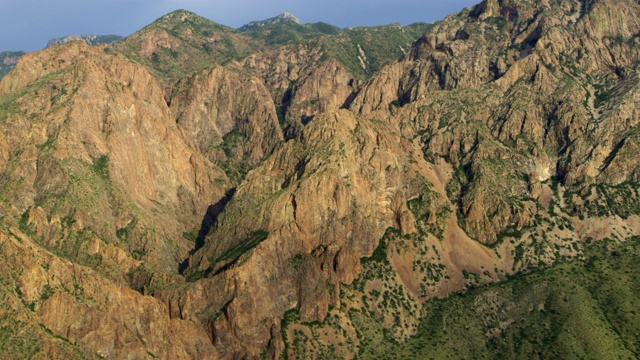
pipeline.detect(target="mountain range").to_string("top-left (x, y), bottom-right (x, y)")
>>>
top-left (1, 0), bottom-right (639, 358)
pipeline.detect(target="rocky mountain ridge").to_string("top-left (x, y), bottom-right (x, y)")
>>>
top-left (1, 0), bottom-right (640, 358)
top-left (238, 12), bottom-right (302, 32)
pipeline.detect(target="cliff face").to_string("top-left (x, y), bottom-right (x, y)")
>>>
top-left (0, 41), bottom-right (228, 357)
top-left (170, 66), bottom-right (284, 181)
top-left (1, 0), bottom-right (640, 359)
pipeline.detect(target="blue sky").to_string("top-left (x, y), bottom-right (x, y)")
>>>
top-left (0, 0), bottom-right (479, 52)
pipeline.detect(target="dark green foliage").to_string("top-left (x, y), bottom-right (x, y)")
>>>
top-left (280, 308), bottom-right (302, 360)
top-left (18, 207), bottom-right (31, 233)
top-left (594, 83), bottom-right (614, 108)
top-left (495, 224), bottom-right (525, 246)
top-left (182, 230), bottom-right (197, 243)
top-left (185, 268), bottom-right (212, 282)
top-left (116, 219), bottom-right (136, 242)
top-left (288, 253), bottom-right (306, 270)
top-left (91, 155), bottom-right (109, 181)
top-left (213, 230), bottom-right (269, 265)
top-left (40, 284), bottom-right (54, 301)
top-left (407, 184), bottom-right (450, 239)
top-left (388, 100), bottom-right (401, 115)
top-left (566, 182), bottom-right (640, 219)
top-left (219, 129), bottom-right (246, 158)
top-left (319, 23), bottom-right (435, 80)
top-left (361, 228), bottom-right (396, 265)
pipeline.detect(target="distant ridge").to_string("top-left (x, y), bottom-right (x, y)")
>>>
top-left (238, 12), bottom-right (301, 31)
top-left (0, 51), bottom-right (25, 79)
top-left (46, 34), bottom-right (123, 48)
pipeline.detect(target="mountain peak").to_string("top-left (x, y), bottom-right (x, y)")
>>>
top-left (153, 9), bottom-right (215, 26)
top-left (238, 12), bottom-right (301, 31)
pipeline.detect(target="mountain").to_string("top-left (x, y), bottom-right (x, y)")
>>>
top-left (0, 51), bottom-right (25, 79)
top-left (1, 0), bottom-right (640, 359)
top-left (238, 12), bottom-right (302, 32)
top-left (46, 34), bottom-right (123, 47)
top-left (112, 10), bottom-right (263, 84)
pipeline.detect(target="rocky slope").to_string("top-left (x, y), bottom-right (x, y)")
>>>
top-left (0, 41), bottom-right (229, 358)
top-left (1, 0), bottom-right (640, 359)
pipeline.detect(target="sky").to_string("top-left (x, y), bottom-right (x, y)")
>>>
top-left (0, 0), bottom-right (479, 52)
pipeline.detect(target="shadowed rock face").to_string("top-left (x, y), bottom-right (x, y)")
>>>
top-left (2, 0), bottom-right (640, 359)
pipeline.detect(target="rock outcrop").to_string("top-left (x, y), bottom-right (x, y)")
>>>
top-left (238, 12), bottom-right (302, 32)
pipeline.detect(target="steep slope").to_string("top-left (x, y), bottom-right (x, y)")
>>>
top-left (0, 40), bottom-right (229, 291)
top-left (0, 227), bottom-right (218, 359)
top-left (291, 236), bottom-right (640, 359)
top-left (112, 10), bottom-right (262, 84)
top-left (169, 66), bottom-right (284, 182)
top-left (175, 108), bottom-right (483, 358)
top-left (0, 40), bottom-right (231, 358)
top-left (321, 22), bottom-right (437, 80)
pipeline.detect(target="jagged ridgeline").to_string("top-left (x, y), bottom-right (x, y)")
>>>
top-left (0, 0), bottom-right (640, 359)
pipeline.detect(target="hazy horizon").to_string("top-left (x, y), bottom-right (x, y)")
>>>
top-left (0, 0), bottom-right (478, 52)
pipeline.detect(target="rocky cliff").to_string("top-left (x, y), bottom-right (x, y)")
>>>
top-left (1, 0), bottom-right (640, 359)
